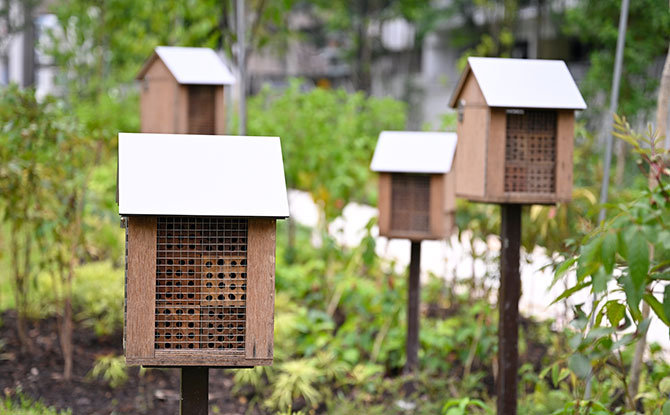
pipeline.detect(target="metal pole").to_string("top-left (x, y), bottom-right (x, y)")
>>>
top-left (598, 0), bottom-right (629, 223)
top-left (588, 0), bottom-right (629, 399)
top-left (497, 204), bottom-right (521, 415)
top-left (180, 367), bottom-right (208, 415)
top-left (404, 241), bottom-right (421, 375)
top-left (236, 0), bottom-right (246, 135)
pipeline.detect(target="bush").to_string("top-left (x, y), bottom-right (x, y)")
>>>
top-left (246, 80), bottom-right (406, 221)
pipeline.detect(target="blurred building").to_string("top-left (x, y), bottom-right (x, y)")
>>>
top-left (5, 1), bottom-right (590, 128)
top-left (0, 0), bottom-right (58, 98)
top-left (244, 1), bottom-right (589, 129)
top-left (377, 1), bottom-right (590, 128)
top-left (245, 9), bottom-right (352, 93)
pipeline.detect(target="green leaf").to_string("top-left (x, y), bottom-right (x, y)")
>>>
top-left (605, 301), bottom-right (625, 327)
top-left (568, 353), bottom-right (591, 379)
top-left (601, 232), bottom-right (617, 274)
top-left (551, 363), bottom-right (560, 387)
top-left (551, 280), bottom-right (590, 305)
top-left (644, 293), bottom-right (670, 326)
top-left (622, 275), bottom-right (644, 320)
top-left (592, 267), bottom-right (610, 294)
top-left (577, 238), bottom-right (602, 281)
top-left (552, 257), bottom-right (577, 287)
top-left (663, 400), bottom-right (670, 415)
top-left (626, 229), bottom-right (649, 291)
top-left (664, 285), bottom-right (670, 323)
top-left (659, 377), bottom-right (670, 394)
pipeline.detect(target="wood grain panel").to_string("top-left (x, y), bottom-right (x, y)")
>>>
top-left (458, 72), bottom-right (487, 106)
top-left (175, 85), bottom-right (188, 133)
top-left (555, 110), bottom-right (575, 203)
top-left (429, 174), bottom-right (445, 238)
top-left (188, 86), bottom-right (216, 134)
top-left (215, 86), bottom-right (226, 135)
top-left (245, 218), bottom-right (276, 360)
top-left (129, 351), bottom-right (272, 367)
top-left (140, 58), bottom-right (177, 134)
top-left (444, 170), bottom-right (456, 213)
top-left (465, 192), bottom-right (558, 205)
top-left (126, 216), bottom-right (157, 360)
top-left (377, 173), bottom-right (392, 237)
top-left (443, 170), bottom-right (456, 237)
top-left (486, 108), bottom-right (507, 200)
top-left (454, 107), bottom-right (489, 199)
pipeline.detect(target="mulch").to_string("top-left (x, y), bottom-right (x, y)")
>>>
top-left (0, 311), bottom-right (257, 415)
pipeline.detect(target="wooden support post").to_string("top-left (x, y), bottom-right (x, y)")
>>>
top-left (405, 241), bottom-right (421, 375)
top-left (181, 367), bottom-right (208, 415)
top-left (497, 204), bottom-right (521, 415)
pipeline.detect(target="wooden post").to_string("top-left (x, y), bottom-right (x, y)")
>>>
top-left (497, 204), bottom-right (521, 415)
top-left (404, 241), bottom-right (421, 375)
top-left (181, 367), bottom-right (208, 415)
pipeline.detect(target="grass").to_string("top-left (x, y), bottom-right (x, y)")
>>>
top-left (1, 393), bottom-right (72, 415)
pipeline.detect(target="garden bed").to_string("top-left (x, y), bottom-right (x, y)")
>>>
top-left (0, 311), bottom-right (252, 415)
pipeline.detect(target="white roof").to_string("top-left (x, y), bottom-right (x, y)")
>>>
top-left (118, 133), bottom-right (289, 217)
top-left (450, 57), bottom-right (586, 110)
top-left (152, 46), bottom-right (235, 85)
top-left (370, 131), bottom-right (458, 174)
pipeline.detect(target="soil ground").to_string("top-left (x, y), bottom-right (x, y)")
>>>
top-left (0, 311), bottom-right (256, 415)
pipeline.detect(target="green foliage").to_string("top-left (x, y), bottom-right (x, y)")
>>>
top-left (72, 261), bottom-right (124, 336)
top-left (45, 0), bottom-right (218, 101)
top-left (87, 354), bottom-right (128, 388)
top-left (0, 85), bottom-right (86, 342)
top-left (442, 397), bottom-right (493, 415)
top-left (246, 81), bottom-right (406, 221)
top-left (0, 260), bottom-right (123, 334)
top-left (564, 0), bottom-right (670, 120)
top-left (555, 116), bottom-right (670, 330)
top-left (1, 393), bottom-right (72, 415)
top-left (448, 0), bottom-right (518, 69)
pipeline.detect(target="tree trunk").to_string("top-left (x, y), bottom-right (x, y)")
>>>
top-left (658, 43), bottom-right (670, 149)
top-left (60, 253), bottom-right (75, 381)
top-left (61, 291), bottom-right (74, 380)
top-left (10, 225), bottom-right (33, 352)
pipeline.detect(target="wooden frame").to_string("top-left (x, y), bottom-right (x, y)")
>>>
top-left (138, 58), bottom-right (226, 135)
top-left (378, 172), bottom-right (455, 241)
top-left (124, 216), bottom-right (276, 367)
top-left (452, 72), bottom-right (575, 205)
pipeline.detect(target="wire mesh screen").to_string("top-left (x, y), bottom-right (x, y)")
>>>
top-left (188, 85), bottom-right (216, 134)
top-left (390, 174), bottom-right (431, 233)
top-left (504, 110), bottom-right (557, 194)
top-left (155, 217), bottom-right (247, 352)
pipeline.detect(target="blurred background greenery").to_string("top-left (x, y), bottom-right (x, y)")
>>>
top-left (1, 0), bottom-right (670, 414)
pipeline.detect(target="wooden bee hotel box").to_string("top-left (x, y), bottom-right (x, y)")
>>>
top-left (136, 46), bottom-right (235, 135)
top-left (449, 57), bottom-right (586, 205)
top-left (371, 131), bottom-right (458, 241)
top-left (118, 133), bottom-right (289, 367)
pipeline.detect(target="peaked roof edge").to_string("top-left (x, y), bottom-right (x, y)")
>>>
top-left (135, 51), bottom-right (162, 81)
top-left (449, 58), bottom-right (587, 110)
top-left (448, 62), bottom-right (472, 109)
top-left (135, 47), bottom-right (235, 85)
top-left (370, 131), bottom-right (458, 174)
